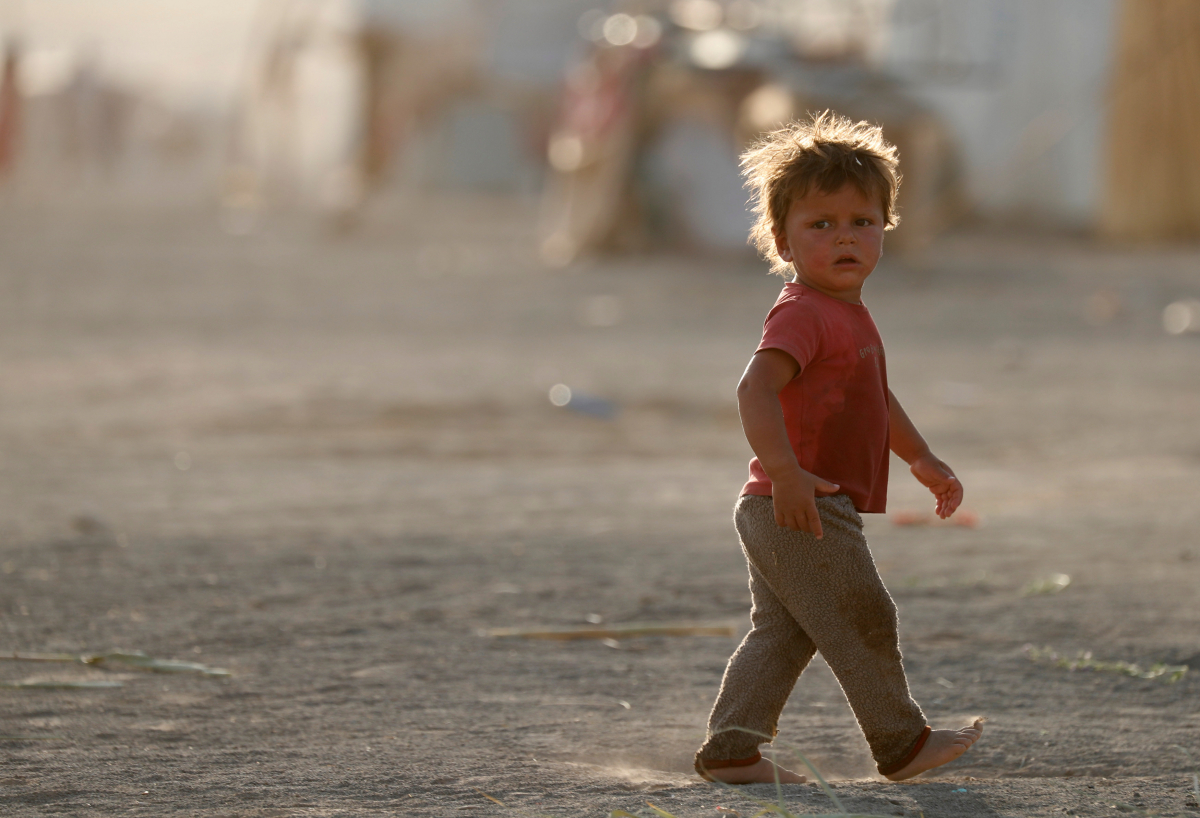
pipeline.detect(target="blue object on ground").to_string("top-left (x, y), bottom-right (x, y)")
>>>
top-left (565, 392), bottom-right (617, 419)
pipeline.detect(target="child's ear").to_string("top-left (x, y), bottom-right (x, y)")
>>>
top-left (773, 229), bottom-right (793, 263)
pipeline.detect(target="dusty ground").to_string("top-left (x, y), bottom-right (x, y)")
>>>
top-left (1, 192), bottom-right (1199, 817)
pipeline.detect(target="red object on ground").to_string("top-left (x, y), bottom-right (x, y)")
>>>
top-left (891, 509), bottom-right (981, 528)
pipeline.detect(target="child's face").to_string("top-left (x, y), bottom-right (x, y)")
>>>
top-left (773, 183), bottom-right (885, 303)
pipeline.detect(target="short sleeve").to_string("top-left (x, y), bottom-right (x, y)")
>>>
top-left (756, 295), bottom-right (822, 371)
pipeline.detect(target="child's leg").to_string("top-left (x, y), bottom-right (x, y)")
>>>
top-left (694, 497), bottom-right (817, 777)
top-left (733, 493), bottom-right (929, 775)
top-left (695, 562), bottom-right (816, 763)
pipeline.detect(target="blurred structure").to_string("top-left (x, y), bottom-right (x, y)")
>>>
top-left (57, 48), bottom-right (136, 175)
top-left (882, 0), bottom-right (1198, 242)
top-left (354, 0), bottom-right (480, 201)
top-left (223, 0), bottom-right (549, 229)
top-left (227, 0), bottom-right (486, 225)
top-left (882, 0), bottom-right (1117, 234)
top-left (1101, 0), bottom-right (1200, 242)
top-left (1, 1), bottom-right (1196, 247)
top-left (539, 0), bottom-right (963, 264)
top-left (542, 0), bottom-right (1200, 262)
top-left (0, 31), bottom-right (217, 198)
top-left (0, 39), bottom-right (20, 179)
top-left (224, 0), bottom-right (361, 229)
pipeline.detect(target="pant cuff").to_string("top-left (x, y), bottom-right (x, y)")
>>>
top-left (695, 751), bottom-right (762, 781)
top-left (877, 725), bottom-right (931, 776)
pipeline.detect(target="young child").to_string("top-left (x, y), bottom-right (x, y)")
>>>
top-left (694, 112), bottom-right (983, 784)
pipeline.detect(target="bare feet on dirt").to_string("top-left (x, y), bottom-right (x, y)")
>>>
top-left (704, 758), bottom-right (807, 785)
top-left (884, 719), bottom-right (984, 781)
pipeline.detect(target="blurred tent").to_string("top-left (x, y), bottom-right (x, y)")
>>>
top-left (882, 0), bottom-right (1116, 234)
top-left (882, 0), bottom-right (1199, 243)
top-left (222, 0), bottom-right (596, 228)
top-left (542, 0), bottom-right (1200, 264)
top-left (1101, 0), bottom-right (1200, 242)
top-left (223, 0), bottom-right (366, 228)
top-left (538, 0), bottom-right (964, 264)
top-left (0, 0), bottom-right (1196, 247)
top-left (354, 0), bottom-right (481, 197)
top-left (223, 0), bottom-right (490, 226)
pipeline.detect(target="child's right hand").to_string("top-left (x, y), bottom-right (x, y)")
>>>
top-left (771, 469), bottom-right (840, 539)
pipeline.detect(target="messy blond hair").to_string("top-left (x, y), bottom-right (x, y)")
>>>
top-left (742, 111), bottom-right (901, 276)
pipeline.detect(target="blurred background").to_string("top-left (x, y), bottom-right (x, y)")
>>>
top-left (1, 0), bottom-right (1197, 248)
top-left (1, 2), bottom-right (1200, 811)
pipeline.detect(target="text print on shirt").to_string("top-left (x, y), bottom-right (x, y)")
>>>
top-left (859, 344), bottom-right (884, 371)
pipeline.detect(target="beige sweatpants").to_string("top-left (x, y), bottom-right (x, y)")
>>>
top-left (695, 494), bottom-right (927, 775)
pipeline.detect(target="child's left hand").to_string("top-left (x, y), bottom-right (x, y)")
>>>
top-left (909, 454), bottom-right (963, 519)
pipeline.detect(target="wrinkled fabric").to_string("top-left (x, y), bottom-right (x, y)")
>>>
top-left (742, 283), bottom-right (890, 512)
top-left (695, 494), bottom-right (926, 771)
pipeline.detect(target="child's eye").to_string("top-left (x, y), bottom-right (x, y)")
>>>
top-left (855, 218), bottom-right (874, 226)
top-left (812, 220), bottom-right (830, 229)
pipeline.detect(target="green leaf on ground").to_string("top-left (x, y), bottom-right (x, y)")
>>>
top-left (1025, 644), bottom-right (1187, 682)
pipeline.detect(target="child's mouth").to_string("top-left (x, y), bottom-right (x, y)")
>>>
top-left (834, 255), bottom-right (858, 266)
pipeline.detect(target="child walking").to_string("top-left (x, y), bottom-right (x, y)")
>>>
top-left (694, 112), bottom-right (982, 784)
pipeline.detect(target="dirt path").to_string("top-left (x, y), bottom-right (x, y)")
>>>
top-left (1, 195), bottom-right (1198, 816)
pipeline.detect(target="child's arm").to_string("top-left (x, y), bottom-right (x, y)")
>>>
top-left (888, 389), bottom-right (963, 518)
top-left (737, 349), bottom-right (840, 538)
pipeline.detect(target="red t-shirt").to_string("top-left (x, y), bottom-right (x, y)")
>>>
top-left (741, 282), bottom-right (891, 513)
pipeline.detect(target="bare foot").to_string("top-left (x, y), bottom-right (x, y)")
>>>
top-left (703, 758), bottom-right (806, 785)
top-left (884, 719), bottom-right (984, 781)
